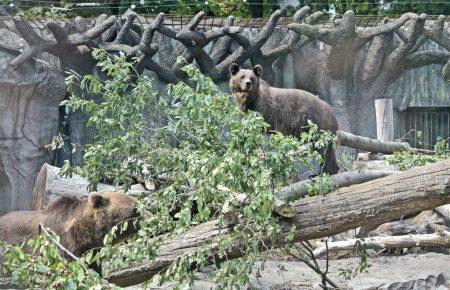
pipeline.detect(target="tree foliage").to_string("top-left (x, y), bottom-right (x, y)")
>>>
top-left (1, 231), bottom-right (114, 289)
top-left (387, 134), bottom-right (449, 170)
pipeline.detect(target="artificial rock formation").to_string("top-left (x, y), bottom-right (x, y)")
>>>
top-left (289, 13), bottom-right (450, 137)
top-left (2, 8), bottom-right (448, 139)
top-left (0, 34), bottom-right (65, 216)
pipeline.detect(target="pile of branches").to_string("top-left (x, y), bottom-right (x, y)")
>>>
top-left (26, 158), bottom-right (450, 287)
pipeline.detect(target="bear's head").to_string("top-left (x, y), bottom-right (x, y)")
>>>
top-left (65, 191), bottom-right (140, 255)
top-left (86, 191), bottom-right (139, 229)
top-left (229, 63), bottom-right (262, 111)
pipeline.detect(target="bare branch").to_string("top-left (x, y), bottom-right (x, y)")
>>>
top-left (205, 26), bottom-right (242, 43)
top-left (210, 16), bottom-right (235, 64)
top-left (213, 10), bottom-right (282, 80)
top-left (292, 5), bottom-right (311, 22)
top-left (405, 50), bottom-right (450, 69)
top-left (114, 12), bottom-right (137, 44)
top-left (68, 15), bottom-right (117, 45)
top-left (73, 16), bottom-right (87, 33)
top-left (176, 30), bottom-right (206, 45)
top-left (289, 11), bottom-right (413, 47)
top-left (305, 11), bottom-right (325, 25)
top-left (39, 223), bottom-right (82, 263)
top-left (10, 46), bottom-right (46, 69)
top-left (225, 31), bottom-right (251, 48)
top-left (139, 26), bottom-right (158, 55)
top-left (12, 16), bottom-right (42, 45)
top-left (388, 13), bottom-right (426, 67)
top-left (313, 232), bottom-right (450, 257)
top-left (424, 15), bottom-right (450, 51)
top-left (264, 6), bottom-right (311, 61)
top-left (358, 13), bottom-right (415, 40)
top-left (292, 11), bottom-right (324, 50)
top-left (187, 11), bottom-right (205, 31)
top-left (361, 18), bottom-right (393, 82)
top-left (47, 21), bottom-right (69, 43)
top-left (443, 59), bottom-right (450, 81)
top-left (144, 58), bottom-right (180, 84)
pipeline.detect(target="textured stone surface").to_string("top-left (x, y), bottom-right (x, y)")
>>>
top-left (0, 30), bottom-right (65, 216)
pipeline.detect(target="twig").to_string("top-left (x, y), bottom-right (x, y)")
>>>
top-left (38, 223), bottom-right (110, 284)
top-left (288, 245), bottom-right (339, 289)
top-left (323, 240), bottom-right (330, 289)
top-left (38, 223), bottom-right (82, 264)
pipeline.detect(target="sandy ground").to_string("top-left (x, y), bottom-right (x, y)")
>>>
top-left (137, 252), bottom-right (450, 289)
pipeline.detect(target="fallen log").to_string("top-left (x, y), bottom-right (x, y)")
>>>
top-left (337, 131), bottom-right (410, 154)
top-left (107, 159), bottom-right (450, 287)
top-left (337, 131), bottom-right (437, 154)
top-left (276, 169), bottom-right (399, 199)
top-left (435, 204), bottom-right (450, 222)
top-left (30, 164), bottom-right (153, 210)
top-left (313, 232), bottom-right (450, 257)
top-left (368, 210), bottom-right (440, 237)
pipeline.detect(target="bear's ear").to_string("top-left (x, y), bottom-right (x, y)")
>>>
top-left (229, 63), bottom-right (240, 75)
top-left (253, 65), bottom-right (262, 77)
top-left (89, 193), bottom-right (109, 208)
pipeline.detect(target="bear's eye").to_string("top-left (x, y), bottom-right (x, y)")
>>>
top-left (240, 75), bottom-right (245, 79)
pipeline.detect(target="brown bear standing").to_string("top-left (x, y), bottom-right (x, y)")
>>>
top-left (229, 63), bottom-right (339, 175)
top-left (0, 191), bottom-right (140, 257)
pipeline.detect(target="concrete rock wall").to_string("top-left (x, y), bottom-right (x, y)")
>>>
top-left (0, 33), bottom-right (66, 216)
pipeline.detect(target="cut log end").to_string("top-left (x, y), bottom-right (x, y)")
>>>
top-left (274, 200), bottom-right (295, 218)
top-left (29, 163), bottom-right (49, 211)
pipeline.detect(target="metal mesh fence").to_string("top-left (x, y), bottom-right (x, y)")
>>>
top-left (397, 109), bottom-right (450, 150)
top-left (0, 13), bottom-right (447, 32)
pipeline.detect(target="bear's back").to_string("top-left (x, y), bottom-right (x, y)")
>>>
top-left (0, 192), bottom-right (139, 257)
top-left (0, 211), bottom-right (45, 245)
top-left (256, 81), bottom-right (338, 135)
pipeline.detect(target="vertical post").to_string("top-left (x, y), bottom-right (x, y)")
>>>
top-left (375, 99), bottom-right (394, 141)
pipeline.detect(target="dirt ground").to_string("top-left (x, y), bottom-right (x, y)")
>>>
top-left (139, 252), bottom-right (450, 289)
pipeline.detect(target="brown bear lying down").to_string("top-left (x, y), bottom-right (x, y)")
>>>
top-left (229, 63), bottom-right (339, 175)
top-left (0, 191), bottom-right (140, 257)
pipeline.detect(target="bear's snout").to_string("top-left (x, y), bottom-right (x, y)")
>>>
top-left (245, 80), bottom-right (252, 90)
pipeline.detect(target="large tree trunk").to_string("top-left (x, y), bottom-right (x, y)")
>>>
top-left (107, 159), bottom-right (450, 287)
top-left (292, 44), bottom-right (394, 138)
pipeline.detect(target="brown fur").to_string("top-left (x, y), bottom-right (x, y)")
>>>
top-left (229, 63), bottom-right (339, 174)
top-left (0, 192), bottom-right (139, 257)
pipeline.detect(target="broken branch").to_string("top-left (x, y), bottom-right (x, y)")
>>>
top-left (313, 232), bottom-right (450, 257)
